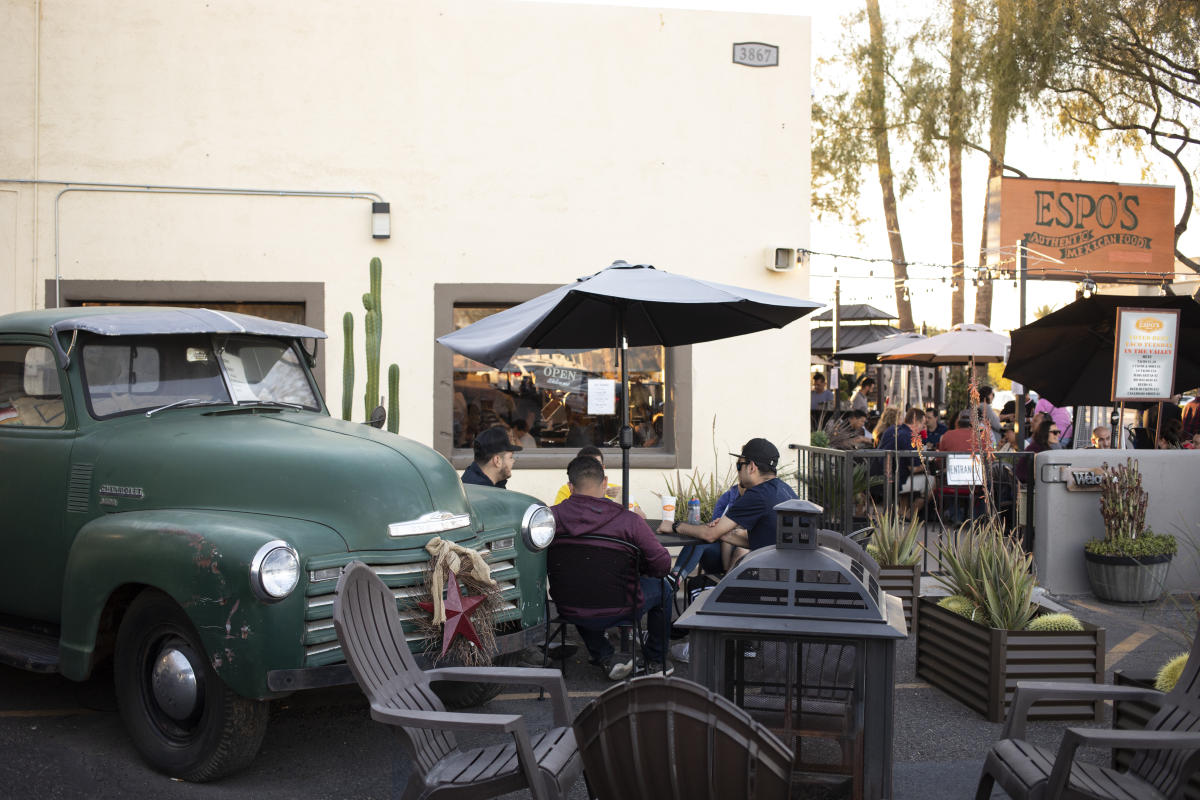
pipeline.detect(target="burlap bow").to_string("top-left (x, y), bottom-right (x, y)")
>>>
top-left (424, 536), bottom-right (496, 624)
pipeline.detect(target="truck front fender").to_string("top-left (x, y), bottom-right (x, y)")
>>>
top-left (60, 509), bottom-right (344, 698)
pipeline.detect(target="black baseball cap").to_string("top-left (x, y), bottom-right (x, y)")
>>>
top-left (730, 438), bottom-right (779, 470)
top-left (473, 427), bottom-right (522, 460)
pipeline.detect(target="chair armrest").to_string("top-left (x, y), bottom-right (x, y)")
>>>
top-left (1044, 728), bottom-right (1200, 799)
top-left (425, 666), bottom-right (572, 726)
top-left (1002, 681), bottom-right (1165, 739)
top-left (370, 706), bottom-right (523, 733)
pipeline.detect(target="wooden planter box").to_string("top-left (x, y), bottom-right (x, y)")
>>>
top-left (915, 596), bottom-right (1105, 723)
top-left (1111, 671), bottom-right (1200, 800)
top-left (878, 563), bottom-right (920, 634)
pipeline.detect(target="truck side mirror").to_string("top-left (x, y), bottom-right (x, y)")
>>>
top-left (367, 405), bottom-right (386, 429)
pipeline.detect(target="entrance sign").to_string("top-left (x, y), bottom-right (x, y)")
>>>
top-left (1112, 307), bottom-right (1180, 402)
top-left (945, 453), bottom-right (985, 486)
top-left (986, 177), bottom-right (1175, 283)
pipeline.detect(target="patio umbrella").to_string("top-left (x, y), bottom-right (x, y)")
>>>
top-left (436, 260), bottom-right (823, 505)
top-left (1004, 295), bottom-right (1200, 407)
top-left (877, 323), bottom-right (1010, 367)
top-left (831, 331), bottom-right (926, 364)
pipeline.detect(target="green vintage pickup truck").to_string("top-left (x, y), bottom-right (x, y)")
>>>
top-left (0, 306), bottom-right (554, 780)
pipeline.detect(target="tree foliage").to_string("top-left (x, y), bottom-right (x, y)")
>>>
top-left (1042, 1), bottom-right (1200, 272)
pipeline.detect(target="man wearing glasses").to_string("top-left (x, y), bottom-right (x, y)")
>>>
top-left (657, 438), bottom-right (797, 563)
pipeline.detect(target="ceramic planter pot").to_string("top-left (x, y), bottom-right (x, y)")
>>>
top-left (1083, 551), bottom-right (1172, 603)
top-left (915, 596), bottom-right (1105, 723)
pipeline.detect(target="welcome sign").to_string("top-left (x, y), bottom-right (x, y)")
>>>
top-left (987, 177), bottom-right (1175, 282)
top-left (1112, 307), bottom-right (1180, 402)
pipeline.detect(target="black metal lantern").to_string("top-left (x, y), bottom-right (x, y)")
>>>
top-left (675, 499), bottom-right (907, 800)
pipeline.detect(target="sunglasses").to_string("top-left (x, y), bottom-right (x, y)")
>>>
top-left (1049, 429), bottom-right (1061, 435)
top-left (736, 460), bottom-right (751, 470)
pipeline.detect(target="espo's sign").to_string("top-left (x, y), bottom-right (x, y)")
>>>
top-left (986, 176), bottom-right (1175, 283)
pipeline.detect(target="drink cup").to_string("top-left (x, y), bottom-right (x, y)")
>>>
top-left (661, 496), bottom-right (676, 522)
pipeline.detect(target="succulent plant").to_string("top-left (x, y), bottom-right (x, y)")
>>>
top-left (930, 515), bottom-right (1037, 631)
top-left (1025, 612), bottom-right (1084, 632)
top-left (1086, 458), bottom-right (1176, 558)
top-left (938, 594), bottom-right (989, 625)
top-left (341, 312), bottom-right (354, 421)
top-left (1156, 653), bottom-right (1189, 692)
top-left (868, 505), bottom-right (921, 566)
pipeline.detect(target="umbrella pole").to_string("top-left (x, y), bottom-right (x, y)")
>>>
top-left (618, 309), bottom-right (631, 509)
top-left (1155, 401), bottom-right (1164, 449)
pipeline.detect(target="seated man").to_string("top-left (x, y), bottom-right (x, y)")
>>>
top-left (880, 408), bottom-right (931, 518)
top-left (659, 438), bottom-right (797, 566)
top-left (550, 455), bottom-right (672, 679)
top-left (460, 426), bottom-right (520, 489)
top-left (552, 445), bottom-right (645, 517)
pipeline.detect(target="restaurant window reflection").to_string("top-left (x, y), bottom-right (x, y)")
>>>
top-left (451, 304), bottom-right (667, 452)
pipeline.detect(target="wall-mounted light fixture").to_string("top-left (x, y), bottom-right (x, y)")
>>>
top-left (372, 202), bottom-right (391, 239)
top-left (767, 247), bottom-right (795, 272)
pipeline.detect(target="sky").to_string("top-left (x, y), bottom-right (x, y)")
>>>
top-left (530, 0), bottom-right (1197, 332)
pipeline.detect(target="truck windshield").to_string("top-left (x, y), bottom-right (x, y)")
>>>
top-left (80, 334), bottom-right (319, 419)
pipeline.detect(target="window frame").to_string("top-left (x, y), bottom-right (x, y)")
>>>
top-left (0, 338), bottom-right (72, 430)
top-left (433, 283), bottom-right (692, 470)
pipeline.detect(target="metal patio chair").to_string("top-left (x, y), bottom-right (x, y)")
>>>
top-left (572, 674), bottom-right (794, 800)
top-left (333, 561), bottom-right (582, 800)
top-left (543, 533), bottom-right (671, 677)
top-left (975, 626), bottom-right (1200, 800)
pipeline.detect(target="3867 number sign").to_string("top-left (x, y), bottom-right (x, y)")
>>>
top-left (733, 42), bottom-right (779, 67)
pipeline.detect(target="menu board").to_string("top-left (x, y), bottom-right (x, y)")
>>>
top-left (1111, 307), bottom-right (1180, 402)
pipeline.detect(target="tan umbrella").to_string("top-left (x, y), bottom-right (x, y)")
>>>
top-left (877, 323), bottom-right (1009, 367)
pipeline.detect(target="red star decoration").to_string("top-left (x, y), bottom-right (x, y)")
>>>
top-left (418, 571), bottom-right (485, 656)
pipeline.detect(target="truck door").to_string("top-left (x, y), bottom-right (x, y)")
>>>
top-left (0, 340), bottom-right (76, 622)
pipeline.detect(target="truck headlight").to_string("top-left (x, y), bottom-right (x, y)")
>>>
top-left (250, 540), bottom-right (300, 601)
top-left (521, 504), bottom-right (555, 552)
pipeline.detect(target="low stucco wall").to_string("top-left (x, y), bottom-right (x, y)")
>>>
top-left (1033, 449), bottom-right (1200, 596)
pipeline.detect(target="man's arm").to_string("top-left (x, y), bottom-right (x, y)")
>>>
top-left (719, 528), bottom-right (749, 548)
top-left (658, 514), bottom-right (738, 543)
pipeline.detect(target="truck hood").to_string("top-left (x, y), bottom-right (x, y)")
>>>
top-left (75, 408), bottom-right (475, 551)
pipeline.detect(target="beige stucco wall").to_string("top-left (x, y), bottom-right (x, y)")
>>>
top-left (0, 0), bottom-right (814, 504)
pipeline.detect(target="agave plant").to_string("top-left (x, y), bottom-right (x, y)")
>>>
top-left (930, 515), bottom-right (1037, 631)
top-left (868, 505), bottom-right (921, 566)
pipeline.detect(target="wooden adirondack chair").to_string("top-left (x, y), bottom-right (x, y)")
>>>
top-left (975, 627), bottom-right (1200, 800)
top-left (333, 561), bottom-right (582, 800)
top-left (573, 675), bottom-right (794, 800)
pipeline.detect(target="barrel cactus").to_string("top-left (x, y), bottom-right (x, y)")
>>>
top-left (938, 594), bottom-right (989, 625)
top-left (1025, 613), bottom-right (1084, 632)
top-left (1156, 653), bottom-right (1189, 692)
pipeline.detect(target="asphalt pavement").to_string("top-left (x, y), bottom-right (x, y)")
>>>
top-left (0, 583), bottom-right (1194, 799)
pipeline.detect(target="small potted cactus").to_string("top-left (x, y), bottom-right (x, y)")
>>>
top-left (1083, 458), bottom-right (1176, 603)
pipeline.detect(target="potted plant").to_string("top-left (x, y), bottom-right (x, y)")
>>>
top-left (865, 506), bottom-right (922, 631)
top-left (915, 515), bottom-right (1105, 723)
top-left (1084, 458), bottom-right (1177, 603)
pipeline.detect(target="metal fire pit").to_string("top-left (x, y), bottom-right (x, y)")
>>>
top-left (675, 499), bottom-right (906, 800)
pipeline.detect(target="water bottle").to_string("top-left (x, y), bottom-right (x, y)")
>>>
top-left (687, 497), bottom-right (701, 525)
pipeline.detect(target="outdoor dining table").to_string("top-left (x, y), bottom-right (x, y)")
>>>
top-left (646, 520), bottom-right (698, 548)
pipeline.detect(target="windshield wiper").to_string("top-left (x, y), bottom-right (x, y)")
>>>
top-left (234, 400), bottom-right (305, 410)
top-left (144, 399), bottom-right (226, 418)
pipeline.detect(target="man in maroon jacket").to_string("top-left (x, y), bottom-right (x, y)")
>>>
top-left (550, 455), bottom-right (672, 679)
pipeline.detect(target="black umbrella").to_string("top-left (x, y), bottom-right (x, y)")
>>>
top-left (1003, 295), bottom-right (1200, 406)
top-left (437, 260), bottom-right (823, 505)
top-left (831, 331), bottom-right (926, 364)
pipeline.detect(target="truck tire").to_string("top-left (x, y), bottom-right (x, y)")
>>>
top-left (431, 651), bottom-right (521, 709)
top-left (114, 589), bottom-right (269, 782)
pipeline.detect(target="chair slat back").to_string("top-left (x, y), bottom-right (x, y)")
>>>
top-left (1130, 626), bottom-right (1200, 797)
top-left (547, 534), bottom-right (640, 612)
top-left (574, 675), bottom-right (794, 800)
top-left (334, 561), bottom-right (458, 772)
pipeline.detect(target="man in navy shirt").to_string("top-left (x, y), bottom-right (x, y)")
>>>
top-left (659, 438), bottom-right (797, 556)
top-left (461, 427), bottom-right (521, 488)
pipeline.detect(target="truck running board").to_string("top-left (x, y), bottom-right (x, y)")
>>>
top-left (0, 624), bottom-right (60, 673)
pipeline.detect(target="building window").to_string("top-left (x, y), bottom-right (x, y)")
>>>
top-left (434, 284), bottom-right (691, 470)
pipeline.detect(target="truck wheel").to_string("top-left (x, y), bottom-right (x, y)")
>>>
top-left (431, 651), bottom-right (521, 709)
top-left (114, 590), bottom-right (269, 781)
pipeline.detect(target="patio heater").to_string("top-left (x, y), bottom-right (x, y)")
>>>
top-left (675, 499), bottom-right (907, 800)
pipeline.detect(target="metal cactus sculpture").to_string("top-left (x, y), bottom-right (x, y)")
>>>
top-left (341, 312), bottom-right (354, 421)
top-left (387, 364), bottom-right (400, 434)
top-left (341, 257), bottom-right (400, 428)
top-left (362, 257), bottom-right (383, 421)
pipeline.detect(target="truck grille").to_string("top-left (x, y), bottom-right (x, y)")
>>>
top-left (301, 551), bottom-right (523, 665)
